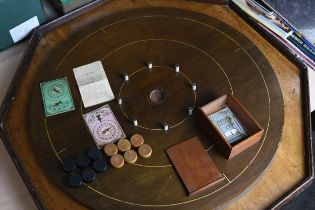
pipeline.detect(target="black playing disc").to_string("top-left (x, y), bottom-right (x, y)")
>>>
top-left (62, 158), bottom-right (76, 172)
top-left (93, 159), bottom-right (108, 172)
top-left (81, 168), bottom-right (96, 182)
top-left (88, 148), bottom-right (102, 160)
top-left (68, 173), bottom-right (83, 187)
top-left (76, 154), bottom-right (90, 168)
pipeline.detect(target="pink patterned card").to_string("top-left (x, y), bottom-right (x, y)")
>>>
top-left (83, 104), bottom-right (126, 148)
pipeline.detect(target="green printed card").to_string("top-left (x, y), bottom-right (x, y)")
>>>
top-left (40, 77), bottom-right (75, 117)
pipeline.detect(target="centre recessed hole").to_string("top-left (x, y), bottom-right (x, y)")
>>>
top-left (150, 89), bottom-right (165, 103)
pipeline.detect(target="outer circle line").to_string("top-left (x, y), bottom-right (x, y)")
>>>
top-left (46, 14), bottom-right (271, 207)
top-left (117, 65), bottom-right (196, 131)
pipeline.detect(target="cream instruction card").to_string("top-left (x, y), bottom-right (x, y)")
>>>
top-left (73, 61), bottom-right (115, 108)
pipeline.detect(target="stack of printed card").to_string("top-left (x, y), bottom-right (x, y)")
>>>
top-left (83, 105), bottom-right (126, 148)
top-left (40, 77), bottom-right (75, 117)
top-left (73, 61), bottom-right (115, 108)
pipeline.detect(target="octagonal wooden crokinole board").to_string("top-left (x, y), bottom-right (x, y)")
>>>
top-left (27, 7), bottom-right (284, 210)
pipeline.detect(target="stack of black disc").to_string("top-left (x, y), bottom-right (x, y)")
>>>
top-left (62, 147), bottom-right (108, 188)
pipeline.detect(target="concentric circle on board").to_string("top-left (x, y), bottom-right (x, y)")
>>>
top-left (118, 65), bottom-right (197, 130)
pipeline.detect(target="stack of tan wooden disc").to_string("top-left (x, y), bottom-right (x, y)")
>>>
top-left (104, 134), bottom-right (152, 169)
top-left (104, 143), bottom-right (124, 168)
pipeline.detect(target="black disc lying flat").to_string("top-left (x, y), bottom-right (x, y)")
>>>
top-left (76, 154), bottom-right (90, 168)
top-left (81, 168), bottom-right (96, 182)
top-left (88, 148), bottom-right (102, 160)
top-left (68, 173), bottom-right (83, 187)
top-left (63, 158), bottom-right (76, 172)
top-left (93, 159), bottom-right (108, 172)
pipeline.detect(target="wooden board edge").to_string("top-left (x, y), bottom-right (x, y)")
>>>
top-left (0, 32), bottom-right (40, 128)
top-left (0, 127), bottom-right (46, 210)
top-left (268, 67), bottom-right (314, 210)
top-left (0, 1), bottom-right (312, 209)
top-left (0, 28), bottom-right (45, 210)
top-left (188, 0), bottom-right (229, 5)
top-left (228, 1), bottom-right (314, 209)
top-left (38, 0), bottom-right (108, 35)
top-left (0, 26), bottom-right (50, 210)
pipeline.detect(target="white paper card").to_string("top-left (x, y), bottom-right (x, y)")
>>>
top-left (9, 16), bottom-right (40, 43)
top-left (73, 61), bottom-right (115, 108)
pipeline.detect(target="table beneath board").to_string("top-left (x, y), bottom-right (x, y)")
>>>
top-left (0, 0), bottom-right (312, 209)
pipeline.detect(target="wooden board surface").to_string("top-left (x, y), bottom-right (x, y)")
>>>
top-left (0, 0), bottom-right (311, 209)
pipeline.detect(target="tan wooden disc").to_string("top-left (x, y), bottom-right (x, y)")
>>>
top-left (110, 154), bottom-right (124, 169)
top-left (117, 139), bottom-right (131, 152)
top-left (124, 150), bottom-right (138, 164)
top-left (138, 144), bottom-right (152, 158)
top-left (130, 134), bottom-right (144, 147)
top-left (103, 143), bottom-right (118, 157)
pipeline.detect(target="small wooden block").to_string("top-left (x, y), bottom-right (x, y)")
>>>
top-left (166, 136), bottom-right (224, 196)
